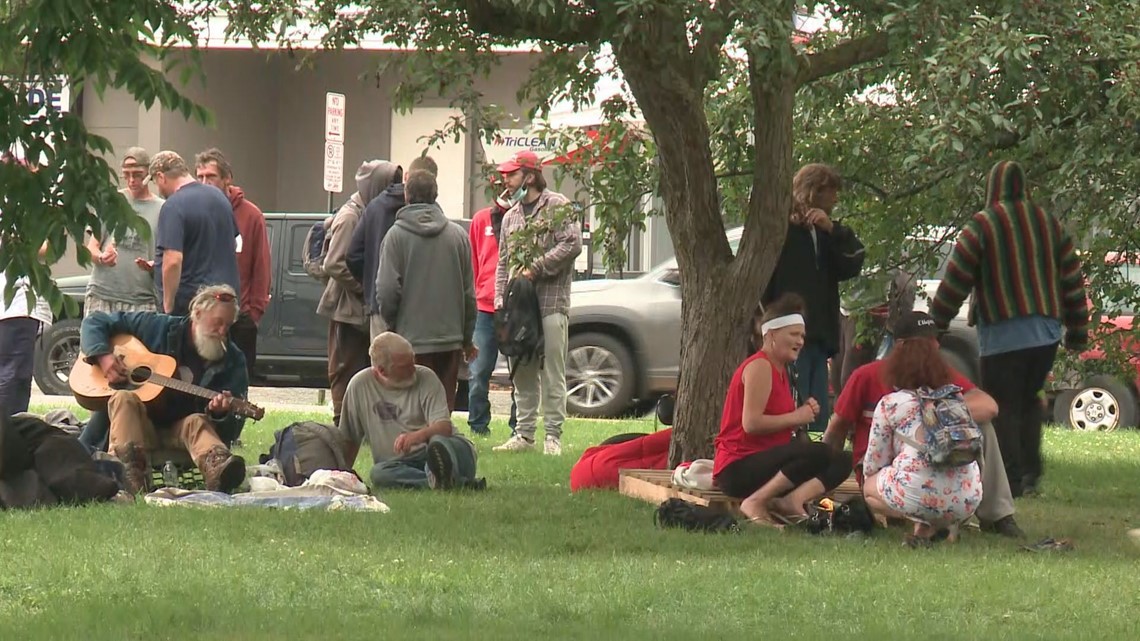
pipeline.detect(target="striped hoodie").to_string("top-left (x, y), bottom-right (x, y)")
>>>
top-left (930, 160), bottom-right (1090, 349)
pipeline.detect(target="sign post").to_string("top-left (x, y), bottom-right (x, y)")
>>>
top-left (323, 92), bottom-right (346, 213)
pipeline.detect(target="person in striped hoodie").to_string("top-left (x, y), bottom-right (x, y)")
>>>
top-left (931, 160), bottom-right (1090, 497)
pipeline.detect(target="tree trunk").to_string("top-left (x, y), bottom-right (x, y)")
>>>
top-left (614, 23), bottom-right (798, 465)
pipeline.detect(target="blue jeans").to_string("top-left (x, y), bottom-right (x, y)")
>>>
top-left (794, 340), bottom-right (831, 432)
top-left (369, 434), bottom-right (477, 490)
top-left (0, 318), bottom-right (40, 417)
top-left (468, 311), bottom-right (516, 434)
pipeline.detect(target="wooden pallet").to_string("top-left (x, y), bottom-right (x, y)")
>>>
top-left (618, 468), bottom-right (861, 513)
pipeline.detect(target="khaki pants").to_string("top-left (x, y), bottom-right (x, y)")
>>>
top-left (107, 391), bottom-right (224, 466)
top-left (511, 313), bottom-right (569, 440)
top-left (975, 420), bottom-right (1016, 523)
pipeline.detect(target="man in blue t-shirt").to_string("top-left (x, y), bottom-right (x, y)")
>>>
top-left (147, 151), bottom-right (241, 316)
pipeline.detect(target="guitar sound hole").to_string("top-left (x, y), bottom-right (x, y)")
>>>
top-left (128, 366), bottom-right (153, 386)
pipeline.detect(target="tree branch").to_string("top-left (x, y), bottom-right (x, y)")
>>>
top-left (464, 0), bottom-right (601, 45)
top-left (796, 31), bottom-right (891, 86)
top-left (689, 1), bottom-right (735, 87)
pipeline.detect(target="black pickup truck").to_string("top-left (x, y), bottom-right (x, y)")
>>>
top-left (34, 212), bottom-right (332, 395)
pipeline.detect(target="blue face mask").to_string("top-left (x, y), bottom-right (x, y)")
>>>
top-left (509, 185), bottom-right (527, 204)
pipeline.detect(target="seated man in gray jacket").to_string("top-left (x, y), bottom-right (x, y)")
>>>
top-left (338, 332), bottom-right (480, 490)
top-left (375, 169), bottom-right (476, 411)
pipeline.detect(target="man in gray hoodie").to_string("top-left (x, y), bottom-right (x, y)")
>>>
top-left (317, 159), bottom-right (401, 426)
top-left (376, 169), bottom-right (476, 411)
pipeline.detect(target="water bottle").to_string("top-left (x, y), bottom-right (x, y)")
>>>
top-left (162, 460), bottom-right (180, 489)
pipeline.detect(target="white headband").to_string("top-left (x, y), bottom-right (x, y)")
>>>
top-left (761, 314), bottom-right (805, 336)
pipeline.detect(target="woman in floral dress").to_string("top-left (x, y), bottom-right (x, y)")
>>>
top-left (862, 312), bottom-right (983, 544)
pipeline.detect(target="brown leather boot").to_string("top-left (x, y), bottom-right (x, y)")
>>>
top-left (199, 446), bottom-right (246, 493)
top-left (113, 443), bottom-right (152, 495)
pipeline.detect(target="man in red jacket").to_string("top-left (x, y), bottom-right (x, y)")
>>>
top-left (467, 186), bottom-right (516, 436)
top-left (195, 148), bottom-right (272, 378)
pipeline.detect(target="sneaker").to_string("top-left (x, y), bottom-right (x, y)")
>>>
top-left (980, 515), bottom-right (1026, 539)
top-left (493, 435), bottom-right (535, 453)
top-left (543, 435), bottom-right (562, 456)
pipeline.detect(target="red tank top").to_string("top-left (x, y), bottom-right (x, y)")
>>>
top-left (713, 350), bottom-right (795, 477)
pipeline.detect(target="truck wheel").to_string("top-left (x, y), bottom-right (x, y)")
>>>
top-left (1062, 376), bottom-right (1137, 432)
top-left (33, 319), bottom-right (82, 397)
top-left (565, 332), bottom-right (636, 418)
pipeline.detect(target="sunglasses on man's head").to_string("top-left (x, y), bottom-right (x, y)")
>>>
top-left (211, 292), bottom-right (237, 303)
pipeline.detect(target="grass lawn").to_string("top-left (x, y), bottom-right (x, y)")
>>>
top-left (2, 403), bottom-right (1139, 640)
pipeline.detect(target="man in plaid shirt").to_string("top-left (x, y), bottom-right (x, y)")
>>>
top-left (492, 150), bottom-right (582, 456)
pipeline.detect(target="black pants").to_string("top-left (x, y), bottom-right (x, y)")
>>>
top-left (716, 441), bottom-right (852, 499)
top-left (230, 313), bottom-right (259, 377)
top-left (0, 317), bottom-right (41, 417)
top-left (980, 342), bottom-right (1058, 495)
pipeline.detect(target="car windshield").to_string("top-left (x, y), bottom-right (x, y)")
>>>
top-left (648, 227), bottom-right (742, 284)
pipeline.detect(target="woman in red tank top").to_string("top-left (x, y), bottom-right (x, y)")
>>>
top-left (713, 294), bottom-right (852, 526)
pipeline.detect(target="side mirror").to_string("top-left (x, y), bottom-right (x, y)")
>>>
top-left (660, 268), bottom-right (680, 286)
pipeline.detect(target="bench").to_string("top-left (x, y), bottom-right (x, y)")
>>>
top-left (618, 468), bottom-right (862, 514)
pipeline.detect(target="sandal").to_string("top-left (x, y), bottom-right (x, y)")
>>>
top-left (1020, 537), bottom-right (1074, 552)
top-left (903, 535), bottom-right (934, 549)
top-left (771, 512), bottom-right (810, 526)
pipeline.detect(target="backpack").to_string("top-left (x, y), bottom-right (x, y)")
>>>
top-left (261, 421), bottom-right (350, 487)
top-left (494, 276), bottom-right (544, 370)
top-left (897, 384), bottom-right (983, 467)
top-left (654, 498), bottom-right (739, 534)
top-left (302, 218), bottom-right (333, 282)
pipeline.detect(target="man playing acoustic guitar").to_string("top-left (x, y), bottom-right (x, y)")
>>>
top-left (78, 284), bottom-right (250, 494)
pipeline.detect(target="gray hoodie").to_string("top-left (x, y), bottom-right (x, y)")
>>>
top-left (376, 202), bottom-right (475, 354)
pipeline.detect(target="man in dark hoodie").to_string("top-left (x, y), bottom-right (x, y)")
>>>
top-left (347, 155), bottom-right (437, 340)
top-left (375, 169), bottom-right (476, 411)
top-left (194, 148), bottom-right (271, 377)
top-left (931, 159), bottom-right (1090, 497)
top-left (762, 163), bottom-right (865, 434)
top-left (318, 159), bottom-right (401, 426)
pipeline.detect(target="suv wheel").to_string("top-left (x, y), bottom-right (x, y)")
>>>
top-left (565, 332), bottom-right (636, 419)
top-left (33, 319), bottom-right (82, 397)
top-left (1059, 376), bottom-right (1137, 431)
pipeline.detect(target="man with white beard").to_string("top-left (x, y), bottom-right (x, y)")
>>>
top-left (79, 284), bottom-right (249, 494)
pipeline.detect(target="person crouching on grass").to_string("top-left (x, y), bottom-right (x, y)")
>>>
top-left (861, 312), bottom-right (984, 546)
top-left (712, 294), bottom-right (852, 527)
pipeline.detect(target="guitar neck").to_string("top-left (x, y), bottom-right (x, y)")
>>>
top-left (145, 372), bottom-right (237, 406)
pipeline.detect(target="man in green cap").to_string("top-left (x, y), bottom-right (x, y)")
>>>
top-left (83, 146), bottom-right (163, 314)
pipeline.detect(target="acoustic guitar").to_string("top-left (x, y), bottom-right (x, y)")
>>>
top-left (69, 334), bottom-right (265, 421)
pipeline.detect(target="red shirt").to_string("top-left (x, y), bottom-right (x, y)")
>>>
top-left (833, 360), bottom-right (975, 476)
top-left (469, 206), bottom-right (502, 314)
top-left (713, 351), bottom-right (795, 477)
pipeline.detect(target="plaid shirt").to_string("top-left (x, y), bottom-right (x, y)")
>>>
top-left (494, 190), bottom-right (582, 317)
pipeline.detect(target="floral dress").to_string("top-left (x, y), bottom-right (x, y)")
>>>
top-left (863, 391), bottom-right (983, 525)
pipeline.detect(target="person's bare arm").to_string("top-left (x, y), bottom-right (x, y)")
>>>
top-left (162, 249), bottom-right (183, 313)
top-left (822, 414), bottom-right (855, 454)
top-left (741, 360), bottom-right (816, 434)
top-left (85, 234), bottom-right (103, 262)
top-left (964, 388), bottom-right (999, 424)
top-left (342, 441), bottom-right (361, 466)
top-left (393, 419), bottom-right (454, 454)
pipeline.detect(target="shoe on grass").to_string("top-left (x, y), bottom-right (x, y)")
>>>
top-left (493, 435), bottom-right (535, 453)
top-left (980, 515), bottom-right (1025, 539)
top-left (544, 435), bottom-right (562, 456)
